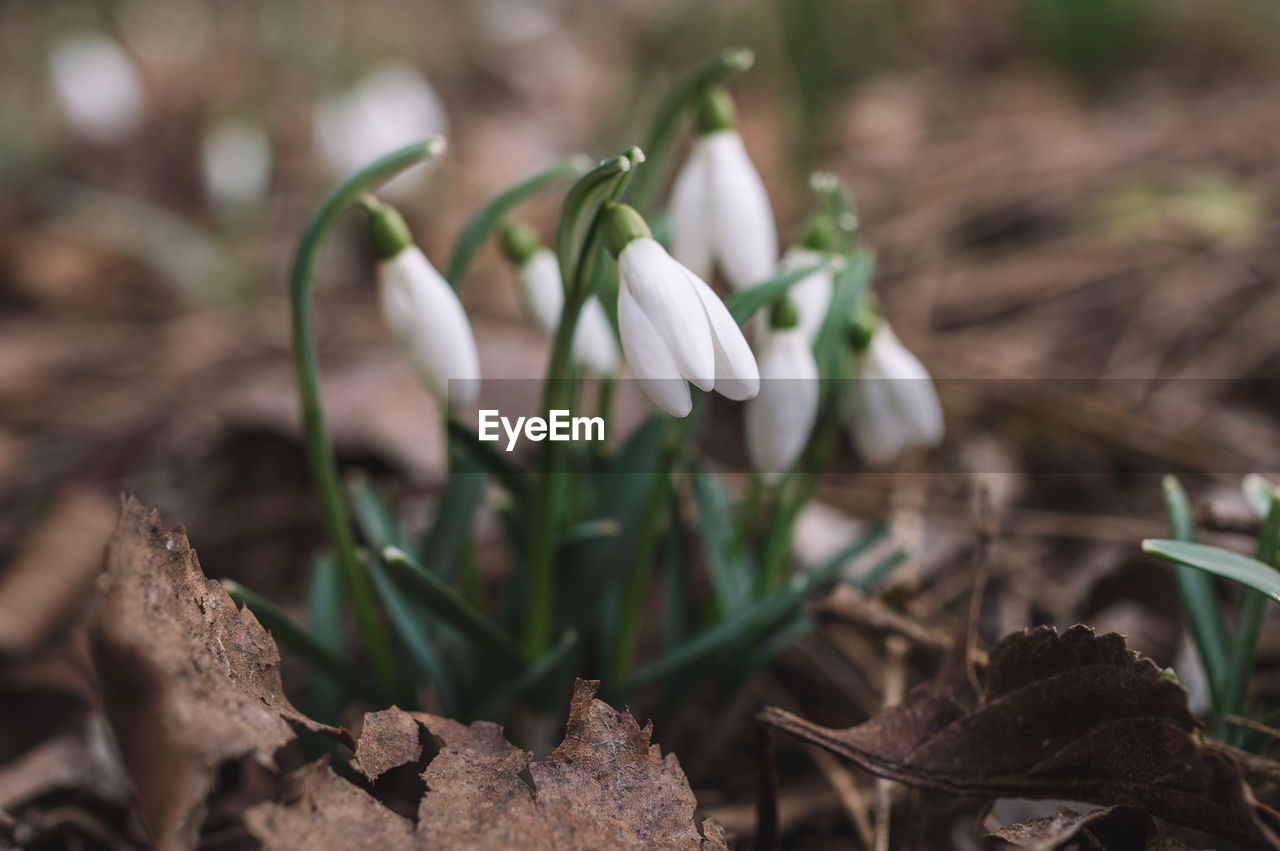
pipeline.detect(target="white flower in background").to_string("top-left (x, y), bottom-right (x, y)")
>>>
top-left (669, 85), bottom-right (777, 291)
top-left (313, 64), bottom-right (448, 198)
top-left (366, 199), bottom-right (479, 407)
top-left (201, 117), bottom-right (272, 210)
top-left (841, 322), bottom-right (943, 467)
top-left (746, 299), bottom-right (819, 479)
top-left (48, 33), bottom-right (146, 144)
top-left (603, 203), bottom-right (759, 418)
top-left (501, 224), bottom-right (619, 377)
top-left (777, 214), bottom-right (840, 343)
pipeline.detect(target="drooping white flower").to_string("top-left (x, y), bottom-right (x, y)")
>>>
top-left (313, 64), bottom-right (448, 198)
top-left (603, 203), bottom-right (758, 418)
top-left (48, 33), bottom-right (146, 144)
top-left (746, 305), bottom-right (819, 479)
top-left (841, 323), bottom-right (943, 467)
top-left (777, 245), bottom-right (834, 344)
top-left (368, 201), bottom-right (479, 408)
top-left (509, 239), bottom-right (618, 377)
top-left (669, 86), bottom-right (777, 291)
top-left (201, 117), bottom-right (272, 210)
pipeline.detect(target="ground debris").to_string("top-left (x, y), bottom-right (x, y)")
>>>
top-left (990, 805), bottom-right (1193, 850)
top-left (761, 625), bottom-right (1280, 849)
top-left (89, 496), bottom-right (348, 850)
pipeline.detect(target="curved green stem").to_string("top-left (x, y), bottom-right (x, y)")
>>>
top-left (524, 152), bottom-right (642, 659)
top-left (625, 47), bottom-right (754, 211)
top-left (289, 138), bottom-right (444, 698)
top-left (446, 154), bottom-right (589, 287)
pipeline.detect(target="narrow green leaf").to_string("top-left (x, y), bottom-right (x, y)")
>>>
top-left (1142, 539), bottom-right (1280, 604)
top-left (346, 471), bottom-right (407, 551)
top-left (1161, 475), bottom-right (1228, 718)
top-left (1223, 494), bottom-right (1280, 745)
top-left (382, 546), bottom-right (524, 666)
top-left (366, 556), bottom-right (458, 715)
top-left (630, 538), bottom-right (867, 690)
top-left (446, 155), bottom-right (589, 287)
top-left (419, 453), bottom-right (486, 579)
top-left (474, 630), bottom-right (579, 721)
top-left (304, 554), bottom-right (346, 724)
top-left (447, 417), bottom-right (531, 500)
top-left (850, 549), bottom-right (909, 590)
top-left (726, 261), bottom-right (832, 324)
top-left (690, 469), bottom-right (751, 610)
top-left (809, 521), bottom-right (890, 584)
top-left (559, 517), bottom-right (621, 549)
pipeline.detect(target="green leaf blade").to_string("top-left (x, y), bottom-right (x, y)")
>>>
top-left (1142, 539), bottom-right (1280, 605)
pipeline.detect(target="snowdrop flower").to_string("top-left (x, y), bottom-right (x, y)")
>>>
top-left (48, 33), bottom-right (146, 144)
top-left (314, 64), bottom-right (448, 198)
top-left (777, 214), bottom-right (838, 343)
top-left (602, 202), bottom-right (759, 418)
top-left (841, 320), bottom-right (943, 467)
top-left (669, 86), bottom-right (777, 291)
top-left (366, 199), bottom-right (479, 407)
top-left (500, 223), bottom-right (618, 377)
top-left (746, 299), bottom-right (819, 479)
top-left (201, 117), bottom-right (272, 210)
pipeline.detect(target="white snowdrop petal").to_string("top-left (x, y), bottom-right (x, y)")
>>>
top-left (202, 117), bottom-right (272, 209)
top-left (618, 238), bottom-right (715, 390)
top-left (572, 296), bottom-right (620, 377)
top-left (842, 324), bottom-right (945, 465)
top-left (746, 330), bottom-right (819, 478)
top-left (617, 284), bottom-right (692, 417)
top-left (779, 246), bottom-right (834, 343)
top-left (48, 34), bottom-right (145, 144)
top-left (843, 361), bottom-right (908, 468)
top-left (518, 248), bottom-right (564, 336)
top-left (705, 130), bottom-right (777, 291)
top-left (378, 247), bottom-right (480, 407)
top-left (669, 138), bottom-right (714, 283)
top-left (685, 270), bottom-right (759, 400)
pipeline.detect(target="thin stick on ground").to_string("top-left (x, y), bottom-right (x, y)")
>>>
top-left (875, 636), bottom-right (909, 851)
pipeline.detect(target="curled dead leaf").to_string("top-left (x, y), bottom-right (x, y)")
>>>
top-left (760, 625), bottom-right (1280, 848)
top-left (245, 759), bottom-right (415, 851)
top-left (990, 805), bottom-right (1193, 851)
top-left (89, 496), bottom-right (349, 850)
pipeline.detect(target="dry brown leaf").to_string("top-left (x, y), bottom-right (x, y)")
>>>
top-left (353, 706), bottom-right (424, 784)
top-left (990, 805), bottom-right (1193, 851)
top-left (347, 680), bottom-right (726, 849)
top-left (244, 759), bottom-right (415, 851)
top-left (760, 625), bottom-right (1280, 848)
top-left (89, 496), bottom-right (349, 850)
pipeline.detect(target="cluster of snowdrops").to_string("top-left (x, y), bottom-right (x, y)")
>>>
top-left (249, 49), bottom-right (943, 726)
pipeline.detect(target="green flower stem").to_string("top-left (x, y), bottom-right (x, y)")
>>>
top-left (757, 394), bottom-right (843, 594)
top-left (1225, 494), bottom-right (1280, 745)
top-left (523, 153), bottom-right (641, 659)
top-left (289, 138), bottom-right (444, 698)
top-left (625, 47), bottom-right (755, 211)
top-left (608, 414), bottom-right (694, 695)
